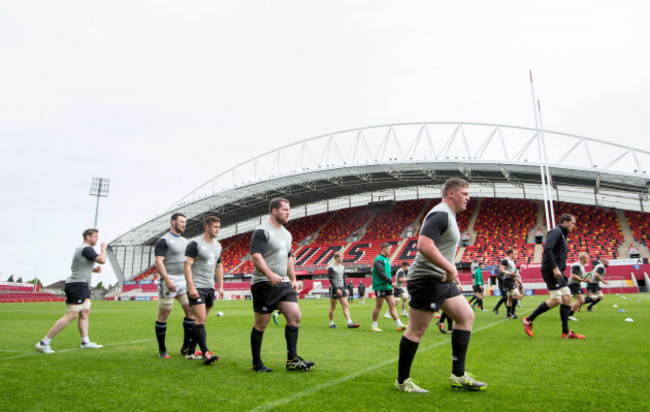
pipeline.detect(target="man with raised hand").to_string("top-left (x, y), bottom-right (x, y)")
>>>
top-left (35, 229), bottom-right (106, 353)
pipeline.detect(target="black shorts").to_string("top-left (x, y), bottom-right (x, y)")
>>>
top-left (251, 281), bottom-right (297, 313)
top-left (329, 285), bottom-right (348, 299)
top-left (188, 288), bottom-right (215, 308)
top-left (358, 290), bottom-right (365, 297)
top-left (375, 289), bottom-right (394, 297)
top-left (587, 283), bottom-right (601, 293)
top-left (472, 285), bottom-right (484, 293)
top-left (64, 282), bottom-right (91, 304)
top-left (568, 283), bottom-right (583, 295)
top-left (542, 269), bottom-right (568, 291)
top-left (504, 278), bottom-right (517, 291)
top-left (407, 277), bottom-right (462, 312)
top-left (394, 287), bottom-right (404, 297)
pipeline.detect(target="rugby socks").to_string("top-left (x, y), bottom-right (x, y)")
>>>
top-left (439, 312), bottom-right (448, 323)
top-left (395, 318), bottom-right (404, 328)
top-left (493, 296), bottom-right (506, 311)
top-left (41, 336), bottom-right (52, 345)
top-left (251, 327), bottom-right (264, 367)
top-left (560, 304), bottom-right (571, 334)
top-left (81, 337), bottom-right (90, 345)
top-left (330, 320), bottom-right (336, 327)
top-left (346, 318), bottom-right (353, 325)
top-left (372, 321), bottom-right (378, 328)
top-left (192, 324), bottom-right (208, 354)
top-left (587, 298), bottom-right (601, 310)
top-left (397, 336), bottom-right (419, 384)
top-left (468, 296), bottom-right (477, 305)
top-left (584, 296), bottom-right (593, 304)
top-left (527, 302), bottom-right (550, 322)
top-left (451, 329), bottom-right (471, 377)
top-left (183, 318), bottom-right (195, 351)
top-left (285, 325), bottom-right (299, 360)
top-left (155, 321), bottom-right (167, 352)
top-left (478, 298), bottom-right (484, 310)
top-left (511, 299), bottom-right (519, 314)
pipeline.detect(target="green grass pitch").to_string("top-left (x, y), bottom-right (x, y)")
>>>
top-left (1, 294), bottom-right (648, 411)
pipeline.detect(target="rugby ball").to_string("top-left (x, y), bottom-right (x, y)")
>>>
top-left (217, 311), bottom-right (224, 317)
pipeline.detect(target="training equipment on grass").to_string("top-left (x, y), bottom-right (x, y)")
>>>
top-left (624, 318), bottom-right (634, 322)
top-left (217, 312), bottom-right (224, 317)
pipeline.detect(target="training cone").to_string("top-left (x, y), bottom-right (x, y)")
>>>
top-left (618, 309), bottom-right (626, 312)
top-left (625, 318), bottom-right (634, 322)
top-left (613, 304), bottom-right (619, 308)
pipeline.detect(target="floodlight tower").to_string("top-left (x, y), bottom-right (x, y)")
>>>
top-left (89, 177), bottom-right (110, 228)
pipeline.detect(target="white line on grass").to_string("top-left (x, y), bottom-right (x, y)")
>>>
top-left (248, 316), bottom-right (518, 412)
top-left (0, 339), bottom-right (154, 361)
top-left (0, 349), bottom-right (34, 354)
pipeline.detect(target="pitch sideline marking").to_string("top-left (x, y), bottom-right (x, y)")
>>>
top-left (247, 315), bottom-right (518, 412)
top-left (0, 339), bottom-right (154, 361)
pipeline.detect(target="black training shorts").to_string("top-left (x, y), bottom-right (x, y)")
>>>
top-left (375, 289), bottom-right (394, 298)
top-left (407, 277), bottom-right (461, 312)
top-left (542, 269), bottom-right (568, 291)
top-left (64, 282), bottom-right (91, 304)
top-left (251, 281), bottom-right (297, 313)
top-left (568, 283), bottom-right (583, 295)
top-left (188, 288), bottom-right (215, 308)
top-left (329, 285), bottom-right (348, 299)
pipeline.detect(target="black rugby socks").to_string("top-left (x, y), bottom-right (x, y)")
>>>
top-left (451, 329), bottom-right (471, 377)
top-left (251, 327), bottom-right (265, 367)
top-left (398, 336), bottom-right (419, 384)
top-left (155, 321), bottom-right (167, 352)
top-left (285, 325), bottom-right (299, 360)
top-left (527, 301), bottom-right (550, 322)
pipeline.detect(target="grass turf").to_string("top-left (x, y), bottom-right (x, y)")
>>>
top-left (0, 294), bottom-right (648, 411)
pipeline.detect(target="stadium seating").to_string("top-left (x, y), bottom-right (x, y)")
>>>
top-left (553, 202), bottom-right (623, 262)
top-left (0, 292), bottom-right (64, 303)
top-left (462, 198), bottom-right (537, 265)
top-left (361, 199), bottom-right (428, 240)
top-left (315, 206), bottom-right (374, 243)
top-left (625, 210), bottom-right (650, 249)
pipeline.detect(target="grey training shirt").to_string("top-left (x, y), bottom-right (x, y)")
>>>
top-left (185, 236), bottom-right (223, 289)
top-left (328, 263), bottom-right (345, 288)
top-left (67, 244), bottom-right (99, 284)
top-left (408, 201), bottom-right (460, 281)
top-left (250, 220), bottom-right (293, 285)
top-left (155, 231), bottom-right (188, 277)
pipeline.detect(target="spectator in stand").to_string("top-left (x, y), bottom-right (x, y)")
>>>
top-left (35, 229), bottom-right (106, 354)
top-left (358, 281), bottom-right (366, 304)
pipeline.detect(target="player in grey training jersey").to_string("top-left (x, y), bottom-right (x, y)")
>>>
top-left (249, 198), bottom-right (314, 373)
top-left (499, 249), bottom-right (521, 319)
top-left (396, 178), bottom-right (486, 393)
top-left (154, 213), bottom-right (195, 359)
top-left (585, 259), bottom-right (609, 311)
top-left (327, 252), bottom-right (360, 329)
top-left (567, 252), bottom-right (590, 321)
top-left (385, 262), bottom-right (410, 318)
top-left (184, 215), bottom-right (223, 365)
top-left (35, 229), bottom-right (107, 354)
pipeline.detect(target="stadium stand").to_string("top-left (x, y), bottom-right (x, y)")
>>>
top-left (462, 198), bottom-right (537, 265)
top-left (625, 210), bottom-right (650, 249)
top-left (553, 202), bottom-right (624, 262)
top-left (315, 206), bottom-right (374, 243)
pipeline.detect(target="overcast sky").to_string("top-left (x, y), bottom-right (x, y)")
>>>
top-left (1, 1), bottom-right (649, 287)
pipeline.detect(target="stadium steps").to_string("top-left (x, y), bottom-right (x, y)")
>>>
top-left (390, 238), bottom-right (409, 262)
top-left (465, 197), bottom-right (482, 244)
top-left (455, 246), bottom-right (465, 263)
top-left (533, 244), bottom-right (543, 263)
top-left (616, 209), bottom-right (650, 258)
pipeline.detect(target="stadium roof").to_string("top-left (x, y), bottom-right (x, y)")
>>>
top-left (110, 122), bottom-right (650, 248)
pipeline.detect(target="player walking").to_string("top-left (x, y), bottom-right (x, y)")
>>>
top-left (567, 252), bottom-right (590, 321)
top-left (249, 198), bottom-right (314, 372)
top-left (584, 259), bottom-right (609, 311)
top-left (396, 178), bottom-right (487, 392)
top-left (371, 243), bottom-right (406, 332)
top-left (327, 252), bottom-right (360, 329)
top-left (153, 213), bottom-right (196, 359)
top-left (184, 216), bottom-right (224, 365)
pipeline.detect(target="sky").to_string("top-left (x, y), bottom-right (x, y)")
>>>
top-left (1, 1), bottom-right (649, 287)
